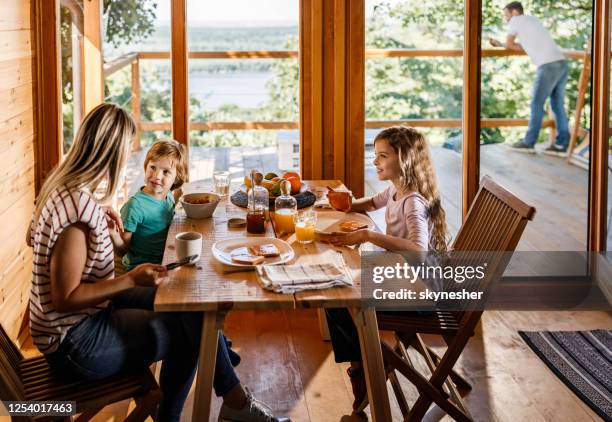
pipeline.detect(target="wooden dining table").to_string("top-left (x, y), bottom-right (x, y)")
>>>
top-left (154, 180), bottom-right (393, 422)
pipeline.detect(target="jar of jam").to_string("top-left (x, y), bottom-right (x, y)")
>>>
top-left (246, 208), bottom-right (266, 234)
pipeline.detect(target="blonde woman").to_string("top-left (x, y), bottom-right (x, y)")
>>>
top-left (29, 104), bottom-right (288, 422)
top-left (325, 126), bottom-right (449, 414)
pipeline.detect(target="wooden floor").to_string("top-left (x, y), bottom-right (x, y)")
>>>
top-left (17, 309), bottom-right (607, 422)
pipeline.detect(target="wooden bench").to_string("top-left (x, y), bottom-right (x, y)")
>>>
top-left (0, 324), bottom-right (161, 421)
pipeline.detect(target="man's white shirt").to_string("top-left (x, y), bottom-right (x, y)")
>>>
top-left (507, 15), bottom-right (565, 67)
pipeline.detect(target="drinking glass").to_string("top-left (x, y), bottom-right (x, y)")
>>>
top-left (294, 211), bottom-right (317, 244)
top-left (213, 170), bottom-right (231, 197)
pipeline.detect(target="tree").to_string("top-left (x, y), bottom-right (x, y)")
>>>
top-left (61, 0), bottom-right (158, 147)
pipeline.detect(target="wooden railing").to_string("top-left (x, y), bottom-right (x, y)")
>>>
top-left (103, 48), bottom-right (588, 151)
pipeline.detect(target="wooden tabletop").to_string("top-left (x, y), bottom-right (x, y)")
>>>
top-left (154, 180), bottom-right (369, 312)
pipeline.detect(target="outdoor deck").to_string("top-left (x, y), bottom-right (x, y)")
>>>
top-left (124, 143), bottom-right (590, 251)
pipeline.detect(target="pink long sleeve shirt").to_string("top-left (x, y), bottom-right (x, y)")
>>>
top-left (372, 185), bottom-right (431, 251)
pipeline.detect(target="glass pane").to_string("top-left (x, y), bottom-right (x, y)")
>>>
top-left (187, 0), bottom-right (300, 190)
top-left (481, 2), bottom-right (592, 252)
top-left (365, 0), bottom-right (464, 242)
top-left (60, 3), bottom-right (83, 152)
top-left (103, 0), bottom-right (172, 205)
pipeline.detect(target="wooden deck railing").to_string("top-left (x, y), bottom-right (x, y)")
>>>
top-left (103, 48), bottom-right (588, 151)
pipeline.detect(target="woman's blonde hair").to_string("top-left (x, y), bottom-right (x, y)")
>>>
top-left (34, 103), bottom-right (135, 221)
top-left (374, 126), bottom-right (449, 251)
top-left (144, 139), bottom-right (188, 190)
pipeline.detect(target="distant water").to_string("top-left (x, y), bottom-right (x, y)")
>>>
top-left (189, 72), bottom-right (273, 109)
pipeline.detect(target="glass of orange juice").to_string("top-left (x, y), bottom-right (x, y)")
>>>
top-left (294, 211), bottom-right (317, 244)
top-left (274, 208), bottom-right (296, 234)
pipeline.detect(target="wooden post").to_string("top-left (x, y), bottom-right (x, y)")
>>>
top-left (33, 0), bottom-right (62, 190)
top-left (131, 58), bottom-right (141, 151)
top-left (345, 0), bottom-right (365, 198)
top-left (588, 0), bottom-right (610, 252)
top-left (567, 46), bottom-right (591, 161)
top-left (171, 0), bottom-right (189, 148)
top-left (300, 0), bottom-right (323, 180)
top-left (462, 0), bottom-right (482, 219)
top-left (83, 0), bottom-right (104, 113)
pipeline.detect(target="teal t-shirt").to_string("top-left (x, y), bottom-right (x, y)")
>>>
top-left (120, 189), bottom-right (175, 270)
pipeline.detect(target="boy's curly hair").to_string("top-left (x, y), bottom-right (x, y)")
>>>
top-left (144, 139), bottom-right (188, 190)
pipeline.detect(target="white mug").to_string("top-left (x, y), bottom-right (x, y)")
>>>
top-left (175, 231), bottom-right (203, 264)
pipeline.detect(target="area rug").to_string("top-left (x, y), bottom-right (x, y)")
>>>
top-left (518, 330), bottom-right (612, 421)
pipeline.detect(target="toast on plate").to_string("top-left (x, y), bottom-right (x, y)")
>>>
top-left (339, 221), bottom-right (368, 232)
top-left (248, 243), bottom-right (280, 257)
top-left (230, 247), bottom-right (265, 265)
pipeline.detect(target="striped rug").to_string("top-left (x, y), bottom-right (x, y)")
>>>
top-left (519, 330), bottom-right (612, 421)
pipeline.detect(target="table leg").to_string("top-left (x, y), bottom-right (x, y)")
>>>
top-left (192, 310), bottom-right (223, 422)
top-left (353, 308), bottom-right (392, 422)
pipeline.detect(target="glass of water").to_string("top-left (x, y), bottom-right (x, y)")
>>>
top-left (213, 170), bottom-right (231, 197)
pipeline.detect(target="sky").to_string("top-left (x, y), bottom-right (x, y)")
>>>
top-left (152, 0), bottom-right (404, 25)
top-left (155, 0), bottom-right (299, 25)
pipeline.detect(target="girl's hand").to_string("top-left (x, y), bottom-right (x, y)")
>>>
top-left (327, 229), bottom-right (369, 246)
top-left (102, 206), bottom-right (124, 233)
top-left (128, 263), bottom-right (169, 287)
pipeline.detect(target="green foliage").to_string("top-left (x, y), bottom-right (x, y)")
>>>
top-left (103, 0), bottom-right (157, 48)
top-left (61, 0), bottom-right (158, 148)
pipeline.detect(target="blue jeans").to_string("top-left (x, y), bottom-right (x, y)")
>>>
top-left (46, 287), bottom-right (240, 422)
top-left (523, 59), bottom-right (570, 147)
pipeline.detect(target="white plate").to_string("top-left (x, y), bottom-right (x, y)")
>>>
top-left (315, 211), bottom-right (375, 234)
top-left (212, 237), bottom-right (295, 267)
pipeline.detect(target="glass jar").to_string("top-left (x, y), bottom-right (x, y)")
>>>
top-left (247, 172), bottom-right (270, 220)
top-left (274, 180), bottom-right (297, 234)
top-left (246, 208), bottom-right (266, 234)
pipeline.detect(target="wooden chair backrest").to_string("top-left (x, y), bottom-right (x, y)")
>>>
top-left (0, 324), bottom-right (25, 400)
top-left (450, 176), bottom-right (535, 324)
top-left (452, 175), bottom-right (535, 252)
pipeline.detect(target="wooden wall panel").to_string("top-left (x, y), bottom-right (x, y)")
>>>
top-left (0, 191), bottom-right (35, 273)
top-left (0, 252), bottom-right (33, 340)
top-left (0, 0), bottom-right (36, 343)
top-left (0, 57), bottom-right (32, 90)
top-left (0, 0), bottom-right (30, 31)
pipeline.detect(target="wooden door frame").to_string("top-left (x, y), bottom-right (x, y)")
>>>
top-left (300, 0), bottom-right (323, 180)
top-left (32, 0), bottom-right (62, 192)
top-left (171, 0), bottom-right (189, 149)
top-left (463, 0), bottom-right (482, 219)
top-left (589, 0), bottom-right (610, 251)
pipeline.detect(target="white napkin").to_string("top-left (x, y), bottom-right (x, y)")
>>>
top-left (257, 262), bottom-right (353, 294)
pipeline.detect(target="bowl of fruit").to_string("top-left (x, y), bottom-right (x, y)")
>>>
top-left (243, 171), bottom-right (304, 198)
top-left (181, 192), bottom-right (220, 219)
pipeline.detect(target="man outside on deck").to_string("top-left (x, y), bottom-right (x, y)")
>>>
top-left (489, 2), bottom-right (569, 154)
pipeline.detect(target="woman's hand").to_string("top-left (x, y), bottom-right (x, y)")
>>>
top-left (128, 263), bottom-right (169, 287)
top-left (102, 206), bottom-right (124, 233)
top-left (327, 229), bottom-right (369, 247)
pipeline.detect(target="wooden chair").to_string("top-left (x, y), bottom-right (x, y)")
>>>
top-left (0, 324), bottom-right (162, 421)
top-left (361, 175), bottom-right (536, 421)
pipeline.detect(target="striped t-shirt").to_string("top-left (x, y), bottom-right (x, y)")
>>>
top-left (29, 187), bottom-right (113, 354)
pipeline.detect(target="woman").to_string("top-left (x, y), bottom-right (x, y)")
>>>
top-left (28, 103), bottom-right (288, 422)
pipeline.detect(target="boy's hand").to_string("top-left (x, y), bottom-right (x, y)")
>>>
top-left (102, 206), bottom-right (124, 233)
top-left (128, 263), bottom-right (169, 287)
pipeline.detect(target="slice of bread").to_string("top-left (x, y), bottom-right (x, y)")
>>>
top-left (339, 221), bottom-right (368, 232)
top-left (231, 254), bottom-right (265, 265)
top-left (230, 247), bottom-right (266, 265)
top-left (248, 243), bottom-right (280, 257)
